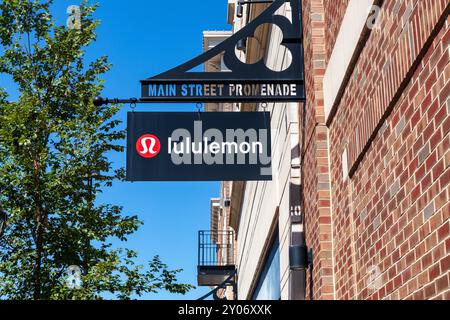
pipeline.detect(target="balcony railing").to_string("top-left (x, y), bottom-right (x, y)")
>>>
top-left (197, 230), bottom-right (236, 287)
top-left (198, 230), bottom-right (234, 266)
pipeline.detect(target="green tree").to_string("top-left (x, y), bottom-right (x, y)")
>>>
top-left (0, 0), bottom-right (194, 300)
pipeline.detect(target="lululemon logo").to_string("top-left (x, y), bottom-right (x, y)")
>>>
top-left (136, 134), bottom-right (161, 158)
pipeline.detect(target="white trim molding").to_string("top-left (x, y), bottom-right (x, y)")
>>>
top-left (323, 0), bottom-right (376, 121)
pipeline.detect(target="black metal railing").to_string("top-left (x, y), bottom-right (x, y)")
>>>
top-left (198, 230), bottom-right (235, 267)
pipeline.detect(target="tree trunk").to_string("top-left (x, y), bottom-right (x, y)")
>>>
top-left (33, 222), bottom-right (43, 300)
top-left (32, 158), bottom-right (45, 300)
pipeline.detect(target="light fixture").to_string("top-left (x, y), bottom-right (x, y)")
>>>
top-left (289, 214), bottom-right (312, 300)
top-left (289, 219), bottom-right (308, 271)
top-left (236, 38), bottom-right (247, 52)
top-left (236, 1), bottom-right (244, 18)
top-left (236, 1), bottom-right (274, 19)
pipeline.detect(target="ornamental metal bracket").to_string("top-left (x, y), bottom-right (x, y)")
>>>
top-left (94, 0), bottom-right (305, 106)
top-left (141, 0), bottom-right (305, 103)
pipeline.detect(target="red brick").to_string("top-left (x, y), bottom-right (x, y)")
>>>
top-left (440, 255), bottom-right (450, 273)
top-left (424, 282), bottom-right (436, 298)
top-left (435, 274), bottom-right (449, 293)
top-left (439, 167), bottom-right (450, 187)
top-left (437, 222), bottom-right (450, 242)
top-left (434, 105), bottom-right (448, 127)
top-left (413, 290), bottom-right (425, 300)
top-left (422, 252), bottom-right (433, 269)
top-left (435, 189), bottom-right (448, 211)
top-left (436, 50), bottom-right (450, 75)
top-left (443, 115), bottom-right (450, 136)
top-left (439, 80), bottom-right (450, 106)
top-left (429, 263), bottom-right (441, 282)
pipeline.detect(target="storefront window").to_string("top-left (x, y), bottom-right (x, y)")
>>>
top-left (252, 234), bottom-right (281, 300)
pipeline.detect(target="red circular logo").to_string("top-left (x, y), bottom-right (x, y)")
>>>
top-left (136, 134), bottom-right (161, 158)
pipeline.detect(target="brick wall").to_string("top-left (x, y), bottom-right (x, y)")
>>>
top-left (301, 0), bottom-right (335, 300)
top-left (324, 0), bottom-right (349, 63)
top-left (302, 0), bottom-right (449, 300)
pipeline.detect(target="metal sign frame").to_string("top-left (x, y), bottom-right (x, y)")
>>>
top-left (93, 0), bottom-right (305, 106)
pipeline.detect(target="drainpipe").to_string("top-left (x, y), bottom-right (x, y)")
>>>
top-left (289, 99), bottom-right (312, 300)
top-left (289, 0), bottom-right (313, 300)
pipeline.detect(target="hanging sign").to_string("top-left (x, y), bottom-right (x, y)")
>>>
top-left (127, 112), bottom-right (272, 181)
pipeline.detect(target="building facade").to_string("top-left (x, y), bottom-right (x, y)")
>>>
top-left (202, 0), bottom-right (449, 300)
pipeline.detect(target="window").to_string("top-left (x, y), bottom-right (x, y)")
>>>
top-left (252, 233), bottom-right (281, 300)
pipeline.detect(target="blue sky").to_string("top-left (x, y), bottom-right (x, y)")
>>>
top-left (0, 0), bottom-right (232, 299)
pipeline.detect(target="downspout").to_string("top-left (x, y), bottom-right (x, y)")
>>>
top-left (289, 0), bottom-right (311, 300)
top-left (289, 101), bottom-right (311, 300)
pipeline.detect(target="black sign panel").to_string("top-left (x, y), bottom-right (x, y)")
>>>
top-left (140, 80), bottom-right (304, 103)
top-left (127, 112), bottom-right (272, 181)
